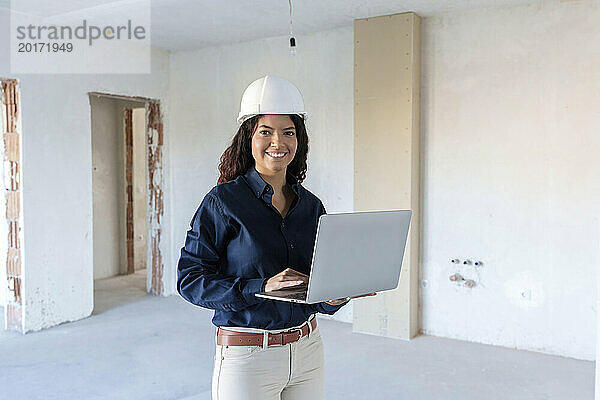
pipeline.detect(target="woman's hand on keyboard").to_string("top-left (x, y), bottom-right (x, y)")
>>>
top-left (264, 268), bottom-right (309, 292)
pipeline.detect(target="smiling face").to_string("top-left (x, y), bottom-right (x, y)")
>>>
top-left (250, 114), bottom-right (298, 175)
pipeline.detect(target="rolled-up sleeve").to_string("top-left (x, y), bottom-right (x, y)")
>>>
top-left (310, 200), bottom-right (347, 315)
top-left (177, 193), bottom-right (267, 312)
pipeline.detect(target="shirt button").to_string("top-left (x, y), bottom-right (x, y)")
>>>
top-left (281, 222), bottom-right (285, 229)
top-left (290, 244), bottom-right (294, 249)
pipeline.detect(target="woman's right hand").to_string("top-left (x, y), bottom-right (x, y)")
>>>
top-left (264, 268), bottom-right (308, 292)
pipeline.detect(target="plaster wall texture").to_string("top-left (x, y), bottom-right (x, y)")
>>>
top-left (420, 0), bottom-right (600, 360)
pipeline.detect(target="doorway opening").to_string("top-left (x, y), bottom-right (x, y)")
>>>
top-left (89, 93), bottom-right (164, 314)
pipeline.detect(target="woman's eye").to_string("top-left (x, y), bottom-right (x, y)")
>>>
top-left (259, 130), bottom-right (294, 136)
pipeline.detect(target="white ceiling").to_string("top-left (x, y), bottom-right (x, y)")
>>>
top-left (5, 0), bottom-right (532, 51)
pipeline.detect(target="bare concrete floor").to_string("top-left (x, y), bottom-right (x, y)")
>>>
top-left (0, 271), bottom-right (594, 400)
top-left (92, 268), bottom-right (148, 315)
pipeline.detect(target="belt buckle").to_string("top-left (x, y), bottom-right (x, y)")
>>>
top-left (279, 327), bottom-right (303, 346)
top-left (291, 327), bottom-right (304, 342)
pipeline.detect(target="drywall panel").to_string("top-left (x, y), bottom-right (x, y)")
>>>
top-left (168, 27), bottom-right (355, 323)
top-left (352, 13), bottom-right (421, 340)
top-left (420, 0), bottom-right (600, 360)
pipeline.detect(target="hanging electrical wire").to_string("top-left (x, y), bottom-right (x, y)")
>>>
top-left (288, 0), bottom-right (296, 55)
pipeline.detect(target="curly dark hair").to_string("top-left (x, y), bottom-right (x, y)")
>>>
top-left (217, 114), bottom-right (309, 185)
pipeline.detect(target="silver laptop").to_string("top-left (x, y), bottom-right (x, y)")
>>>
top-left (255, 209), bottom-right (412, 304)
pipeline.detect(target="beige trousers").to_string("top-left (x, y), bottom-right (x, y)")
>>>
top-left (211, 318), bottom-right (324, 400)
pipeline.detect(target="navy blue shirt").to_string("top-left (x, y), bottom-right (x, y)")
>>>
top-left (177, 166), bottom-right (344, 329)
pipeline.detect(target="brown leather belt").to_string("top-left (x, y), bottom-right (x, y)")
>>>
top-left (217, 316), bottom-right (317, 347)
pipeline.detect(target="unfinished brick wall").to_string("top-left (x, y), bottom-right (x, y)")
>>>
top-left (124, 109), bottom-right (135, 275)
top-left (1, 79), bottom-right (23, 332)
top-left (147, 102), bottom-right (164, 295)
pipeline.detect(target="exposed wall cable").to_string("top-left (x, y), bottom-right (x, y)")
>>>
top-left (288, 0), bottom-right (296, 55)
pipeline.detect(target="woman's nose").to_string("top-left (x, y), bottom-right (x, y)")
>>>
top-left (270, 132), bottom-right (283, 146)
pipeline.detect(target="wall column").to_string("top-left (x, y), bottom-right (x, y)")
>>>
top-left (352, 12), bottom-right (421, 339)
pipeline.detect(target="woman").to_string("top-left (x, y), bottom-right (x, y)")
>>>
top-left (177, 75), bottom-right (375, 400)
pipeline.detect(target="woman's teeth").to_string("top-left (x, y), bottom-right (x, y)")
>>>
top-left (266, 152), bottom-right (286, 159)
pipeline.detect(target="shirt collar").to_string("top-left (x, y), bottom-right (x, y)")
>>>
top-left (243, 166), bottom-right (300, 198)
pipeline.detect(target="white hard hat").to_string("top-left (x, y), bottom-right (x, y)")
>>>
top-left (237, 75), bottom-right (308, 124)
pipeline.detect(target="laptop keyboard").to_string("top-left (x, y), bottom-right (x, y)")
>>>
top-left (268, 289), bottom-right (307, 300)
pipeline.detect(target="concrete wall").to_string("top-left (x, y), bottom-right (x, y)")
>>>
top-left (168, 27), bottom-right (355, 323)
top-left (0, 4), bottom-right (171, 331)
top-left (420, 0), bottom-right (600, 360)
